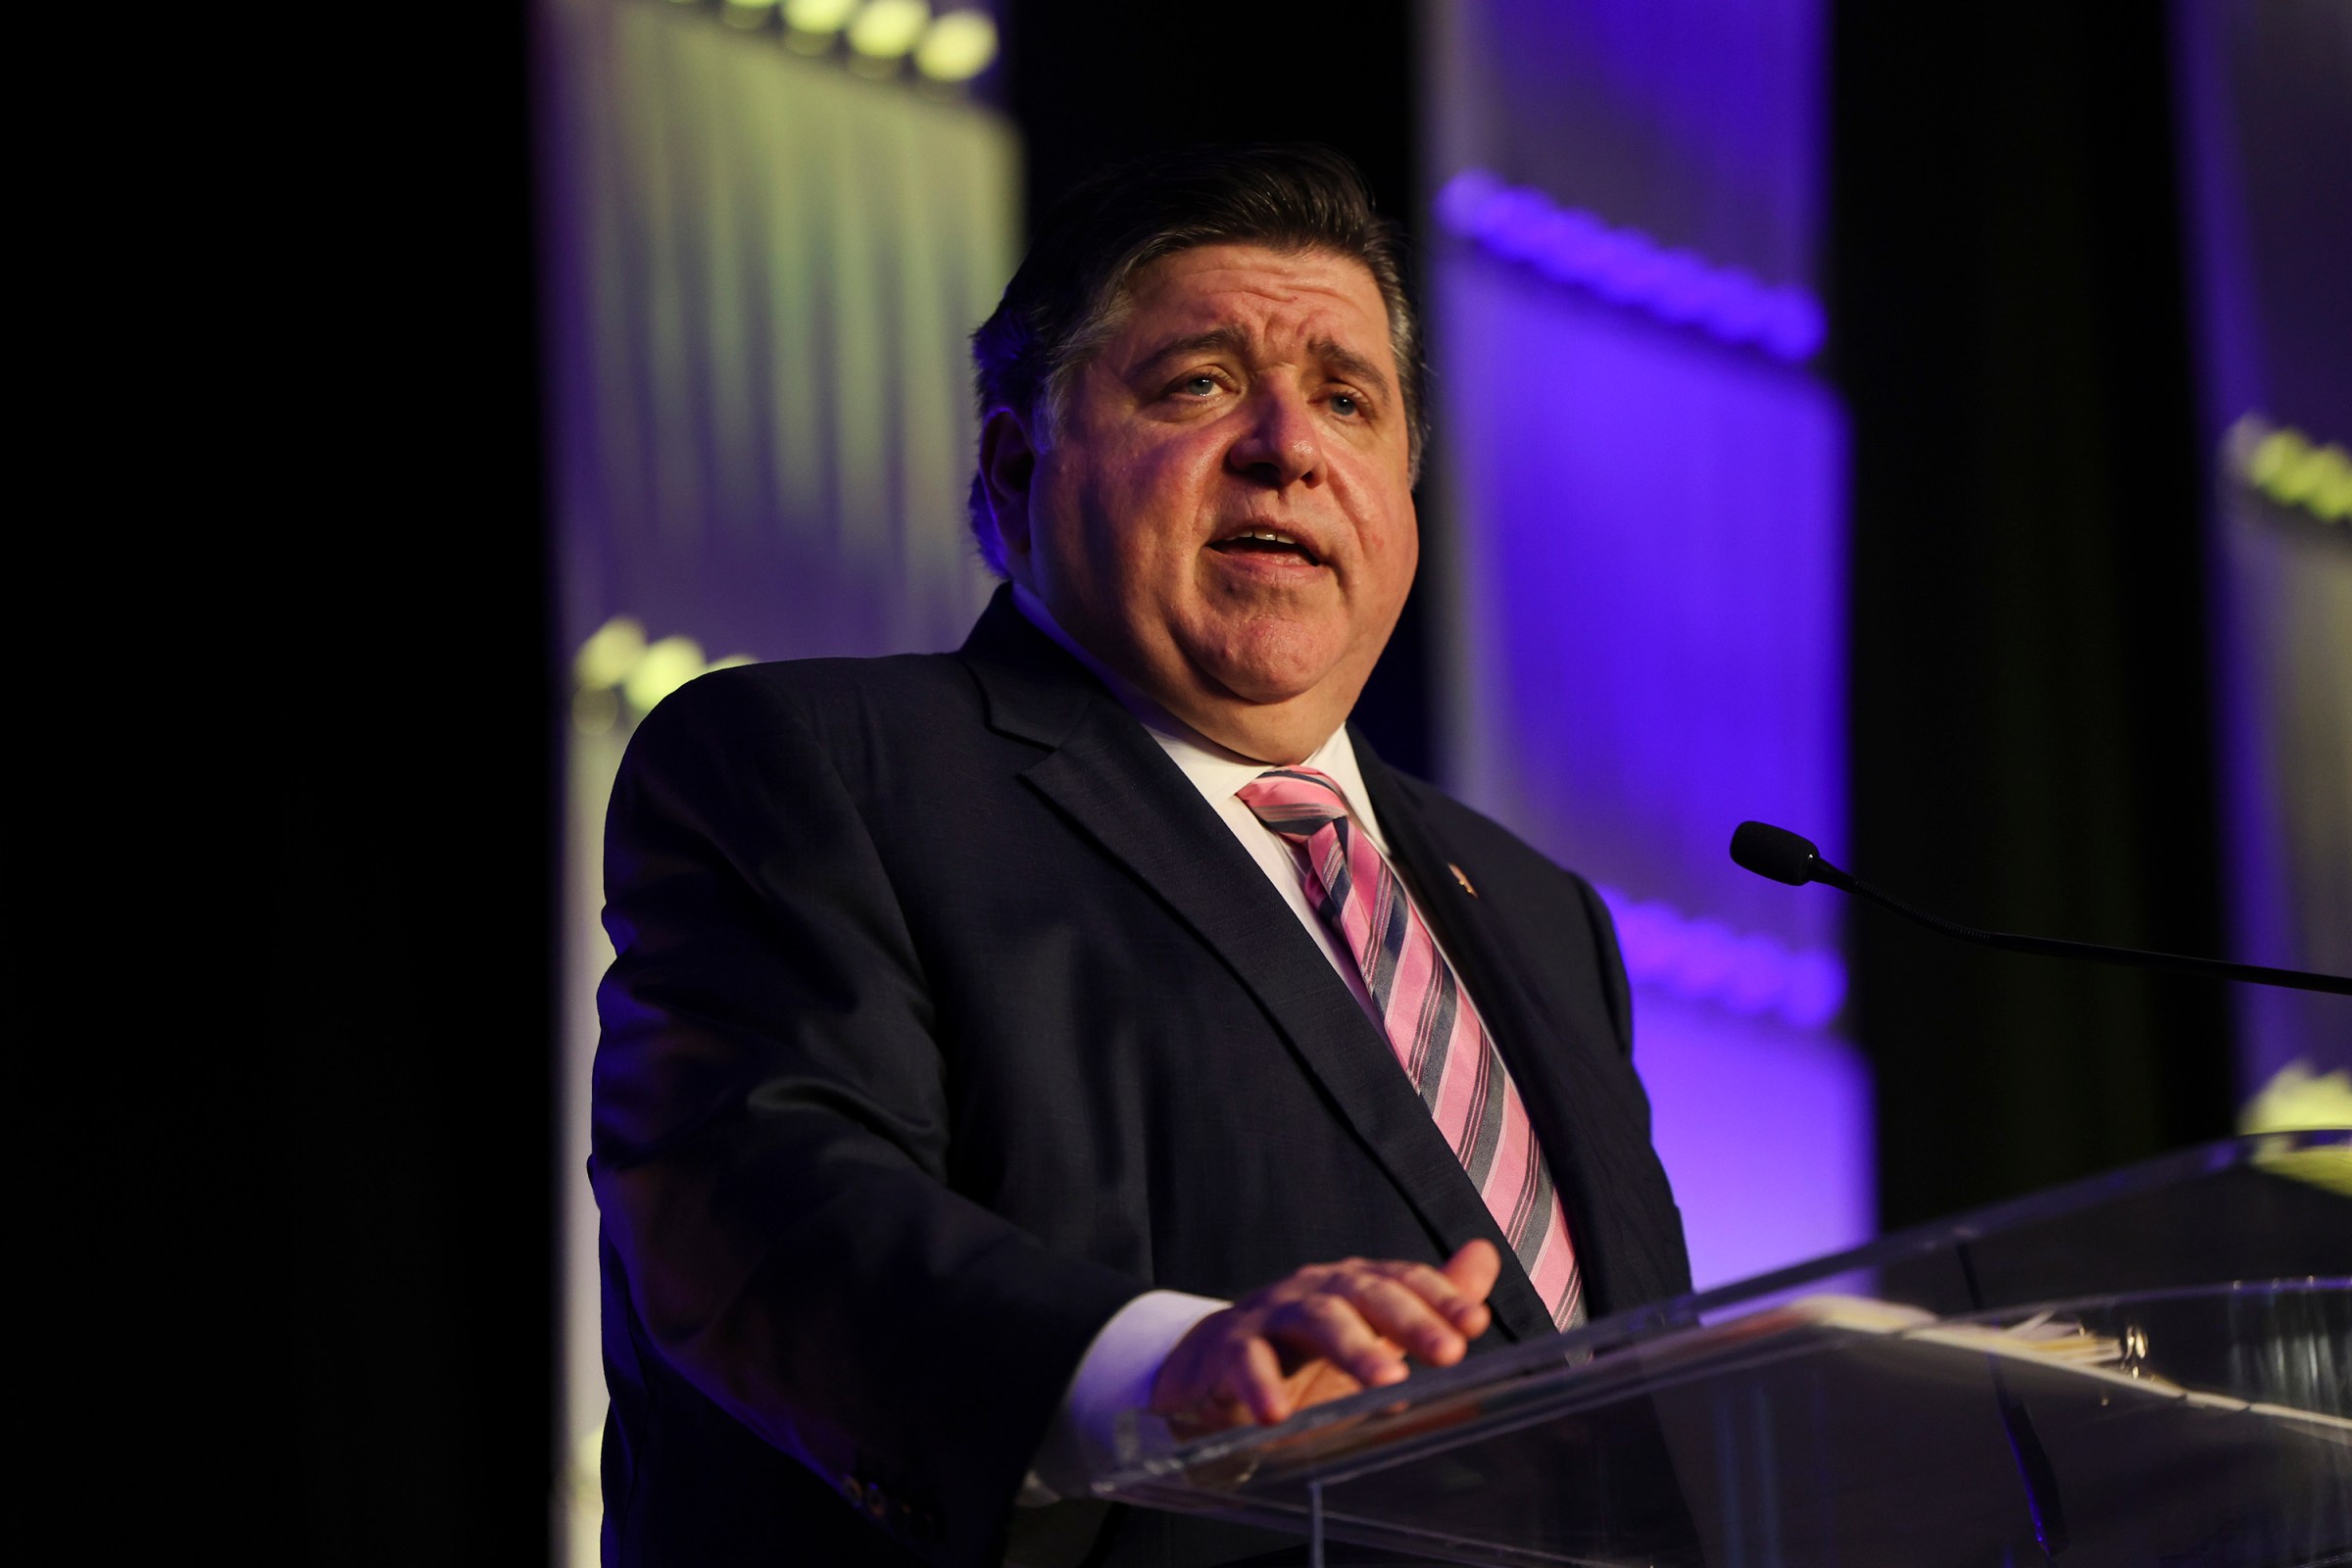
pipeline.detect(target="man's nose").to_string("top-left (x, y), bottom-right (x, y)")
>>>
top-left (1226, 386), bottom-right (1324, 488)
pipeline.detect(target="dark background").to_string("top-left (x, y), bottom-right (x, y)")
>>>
top-left (1830, 3), bottom-right (2233, 1229)
top-left (144, 1), bottom-right (2233, 1557)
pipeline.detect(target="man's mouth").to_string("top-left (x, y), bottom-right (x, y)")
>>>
top-left (1208, 527), bottom-right (1324, 566)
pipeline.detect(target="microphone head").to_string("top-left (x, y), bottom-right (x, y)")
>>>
top-left (1731, 821), bottom-right (1822, 886)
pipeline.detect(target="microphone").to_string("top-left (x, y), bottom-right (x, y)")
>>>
top-left (1729, 821), bottom-right (2352, 996)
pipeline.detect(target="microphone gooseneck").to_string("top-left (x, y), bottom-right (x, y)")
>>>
top-left (1726, 820), bottom-right (2352, 997)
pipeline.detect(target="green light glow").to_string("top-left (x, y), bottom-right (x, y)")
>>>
top-left (575, 616), bottom-right (647, 691)
top-left (623, 635), bottom-right (709, 713)
top-left (784, 0), bottom-right (858, 31)
top-left (2248, 428), bottom-right (2305, 490)
top-left (914, 10), bottom-right (996, 80)
top-left (2230, 415), bottom-right (2350, 527)
top-left (847, 0), bottom-right (927, 59)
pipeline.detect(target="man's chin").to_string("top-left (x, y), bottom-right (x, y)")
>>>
top-left (1191, 657), bottom-right (1331, 711)
top-left (1180, 619), bottom-right (1352, 696)
top-left (1169, 658), bottom-right (1367, 761)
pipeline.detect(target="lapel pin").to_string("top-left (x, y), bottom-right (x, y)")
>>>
top-left (1448, 862), bottom-right (1478, 898)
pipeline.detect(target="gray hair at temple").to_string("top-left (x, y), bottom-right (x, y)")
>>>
top-left (965, 144), bottom-right (1428, 575)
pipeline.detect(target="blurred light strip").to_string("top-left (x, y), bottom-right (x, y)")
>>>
top-left (913, 9), bottom-right (997, 80)
top-left (572, 616), bottom-right (755, 736)
top-left (1597, 885), bottom-right (1846, 1031)
top-left (2225, 413), bottom-right (2352, 525)
top-left (1435, 170), bottom-right (1827, 364)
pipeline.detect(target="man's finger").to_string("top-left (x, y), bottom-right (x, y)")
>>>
top-left (1369, 1258), bottom-right (1488, 1331)
top-left (1330, 1270), bottom-right (1468, 1365)
top-left (1440, 1240), bottom-right (1501, 1334)
top-left (1264, 1293), bottom-right (1408, 1389)
top-left (1236, 1333), bottom-right (1294, 1426)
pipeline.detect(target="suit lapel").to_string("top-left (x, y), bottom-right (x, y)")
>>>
top-left (959, 595), bottom-right (1556, 1343)
top-left (1355, 733), bottom-right (1644, 1321)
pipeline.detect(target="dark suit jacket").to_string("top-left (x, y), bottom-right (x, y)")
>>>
top-left (592, 588), bottom-right (1690, 1568)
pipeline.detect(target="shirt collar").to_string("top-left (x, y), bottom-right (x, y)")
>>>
top-left (1009, 583), bottom-right (1386, 851)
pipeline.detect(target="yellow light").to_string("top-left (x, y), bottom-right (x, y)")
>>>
top-left (2312, 448), bottom-right (2352, 523)
top-left (2241, 1058), bottom-right (2352, 1133)
top-left (2277, 442), bottom-right (2349, 519)
top-left (914, 10), bottom-right (997, 80)
top-left (2247, 428), bottom-right (2307, 492)
top-left (624, 635), bottom-right (709, 714)
top-left (575, 616), bottom-right (647, 692)
top-left (2241, 420), bottom-right (2352, 524)
top-left (2242, 1059), bottom-right (2352, 1198)
top-left (784, 0), bottom-right (858, 31)
top-left (847, 0), bottom-right (928, 59)
top-left (2274, 446), bottom-right (2329, 506)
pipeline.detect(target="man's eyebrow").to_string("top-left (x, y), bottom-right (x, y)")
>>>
top-left (1312, 338), bottom-right (1396, 403)
top-left (1132, 326), bottom-right (1254, 376)
top-left (1132, 326), bottom-right (1397, 403)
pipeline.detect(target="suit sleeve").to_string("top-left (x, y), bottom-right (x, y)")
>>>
top-left (591, 671), bottom-right (1144, 1568)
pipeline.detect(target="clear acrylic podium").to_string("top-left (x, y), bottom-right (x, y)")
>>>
top-left (1098, 1131), bottom-right (2352, 1567)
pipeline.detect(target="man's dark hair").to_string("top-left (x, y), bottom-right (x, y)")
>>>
top-left (966, 144), bottom-right (1426, 574)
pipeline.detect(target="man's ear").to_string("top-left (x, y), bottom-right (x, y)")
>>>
top-left (978, 407), bottom-right (1040, 567)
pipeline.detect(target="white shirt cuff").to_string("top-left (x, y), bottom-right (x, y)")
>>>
top-left (1018, 1289), bottom-right (1228, 1505)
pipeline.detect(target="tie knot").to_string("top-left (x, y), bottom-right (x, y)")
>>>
top-left (1238, 768), bottom-right (1349, 838)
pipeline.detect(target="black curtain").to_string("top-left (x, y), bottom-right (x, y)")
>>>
top-left (115, 2), bottom-right (560, 1559)
top-left (1830, 7), bottom-right (2234, 1230)
top-left (267, 23), bottom-right (557, 1553)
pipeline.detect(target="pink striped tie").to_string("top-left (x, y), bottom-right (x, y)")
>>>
top-left (1239, 767), bottom-right (1585, 1330)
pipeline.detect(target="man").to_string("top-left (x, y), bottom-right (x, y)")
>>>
top-left (593, 145), bottom-right (1689, 1568)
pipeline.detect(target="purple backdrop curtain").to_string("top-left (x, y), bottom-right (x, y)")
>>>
top-left (1424, 0), bottom-right (1870, 1289)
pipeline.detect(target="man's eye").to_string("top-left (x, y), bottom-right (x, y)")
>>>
top-left (1179, 375), bottom-right (1220, 397)
top-left (1331, 392), bottom-right (1362, 417)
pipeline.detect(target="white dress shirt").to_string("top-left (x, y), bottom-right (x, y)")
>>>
top-left (1006, 586), bottom-right (1489, 1500)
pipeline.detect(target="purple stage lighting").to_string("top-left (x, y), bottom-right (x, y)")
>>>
top-left (1437, 170), bottom-right (1829, 363)
top-left (1599, 885), bottom-right (1848, 1032)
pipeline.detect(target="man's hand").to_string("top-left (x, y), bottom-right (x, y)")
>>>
top-left (1148, 1242), bottom-right (1501, 1438)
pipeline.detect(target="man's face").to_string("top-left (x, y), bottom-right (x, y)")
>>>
top-left (991, 243), bottom-right (1419, 762)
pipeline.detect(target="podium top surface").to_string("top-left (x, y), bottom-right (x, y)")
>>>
top-left (1097, 1130), bottom-right (2352, 1567)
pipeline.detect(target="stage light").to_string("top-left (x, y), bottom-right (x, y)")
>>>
top-left (1596, 885), bottom-right (1846, 1031)
top-left (2248, 426), bottom-right (2308, 491)
top-left (2241, 1058), bottom-right (2352, 1135)
top-left (575, 616), bottom-right (647, 692)
top-left (1779, 953), bottom-right (1847, 1032)
top-left (1435, 170), bottom-right (1828, 364)
top-left (624, 635), bottom-right (708, 714)
top-left (2257, 430), bottom-right (2351, 520)
top-left (2230, 415), bottom-right (2352, 525)
top-left (846, 0), bottom-right (927, 59)
top-left (573, 619), bottom-right (759, 732)
top-left (784, 0), bottom-right (857, 32)
top-left (913, 9), bottom-right (997, 80)
top-left (1759, 288), bottom-right (1828, 362)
